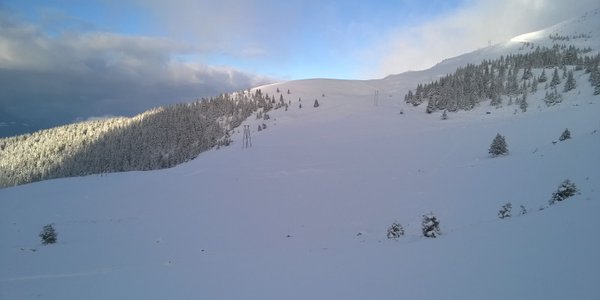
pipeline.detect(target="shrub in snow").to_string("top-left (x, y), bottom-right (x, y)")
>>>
top-left (498, 202), bottom-right (512, 219)
top-left (314, 99), bottom-right (320, 107)
top-left (217, 131), bottom-right (232, 148)
top-left (40, 224), bottom-right (57, 245)
top-left (441, 110), bottom-right (448, 120)
top-left (489, 133), bottom-right (508, 157)
top-left (519, 205), bottom-right (527, 215)
top-left (549, 179), bottom-right (578, 205)
top-left (258, 125), bottom-right (262, 132)
top-left (559, 128), bottom-right (571, 141)
top-left (421, 213), bottom-right (441, 238)
top-left (387, 222), bottom-right (404, 239)
top-left (262, 123), bottom-right (267, 130)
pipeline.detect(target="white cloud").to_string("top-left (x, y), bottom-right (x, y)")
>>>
top-left (377, 0), bottom-right (599, 76)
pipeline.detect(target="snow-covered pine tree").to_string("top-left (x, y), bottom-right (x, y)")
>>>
top-left (559, 128), bottom-right (571, 141)
top-left (507, 71), bottom-right (519, 95)
top-left (550, 68), bottom-right (561, 87)
top-left (563, 70), bottom-right (576, 92)
top-left (589, 67), bottom-right (600, 87)
top-left (441, 110), bottom-right (448, 120)
top-left (313, 99), bottom-right (320, 107)
top-left (489, 133), bottom-right (508, 157)
top-left (421, 213), bottom-right (441, 238)
top-left (387, 222), bottom-right (404, 239)
top-left (544, 87), bottom-right (562, 106)
top-left (40, 224), bottom-right (57, 245)
top-left (498, 203), bottom-right (512, 219)
top-left (520, 91), bottom-right (528, 112)
top-left (522, 66), bottom-right (533, 80)
top-left (490, 94), bottom-right (502, 108)
top-left (426, 98), bottom-right (436, 114)
top-left (549, 179), bottom-right (578, 205)
top-left (530, 76), bottom-right (538, 93)
top-left (538, 69), bottom-right (547, 83)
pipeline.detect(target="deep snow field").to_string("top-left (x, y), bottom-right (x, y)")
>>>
top-left (1, 75), bottom-right (599, 299)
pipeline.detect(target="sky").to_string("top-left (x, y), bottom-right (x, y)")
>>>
top-left (0, 0), bottom-right (598, 136)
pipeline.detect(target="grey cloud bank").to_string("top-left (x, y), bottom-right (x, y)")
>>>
top-left (0, 12), bottom-right (272, 137)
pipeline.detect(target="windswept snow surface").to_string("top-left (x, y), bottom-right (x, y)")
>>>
top-left (1, 74), bottom-right (599, 299)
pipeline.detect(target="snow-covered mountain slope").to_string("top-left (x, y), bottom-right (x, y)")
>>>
top-left (378, 7), bottom-right (600, 98)
top-left (2, 70), bottom-right (599, 299)
top-left (2, 10), bottom-right (600, 300)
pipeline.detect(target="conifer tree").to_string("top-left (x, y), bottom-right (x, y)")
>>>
top-left (522, 66), bottom-right (533, 80)
top-left (421, 213), bottom-right (441, 238)
top-left (563, 70), bottom-right (576, 92)
top-left (40, 224), bottom-right (57, 245)
top-left (559, 128), bottom-right (571, 141)
top-left (538, 69), bottom-right (547, 83)
top-left (489, 133), bottom-right (508, 157)
top-left (549, 180), bottom-right (578, 205)
top-left (530, 77), bottom-right (538, 93)
top-left (387, 222), bottom-right (404, 239)
top-left (498, 203), bottom-right (512, 219)
top-left (520, 92), bottom-right (528, 112)
top-left (550, 68), bottom-right (561, 87)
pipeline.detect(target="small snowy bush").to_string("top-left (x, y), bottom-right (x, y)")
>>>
top-left (559, 128), bottom-right (571, 141)
top-left (519, 205), bottom-right (527, 215)
top-left (40, 224), bottom-right (57, 245)
top-left (387, 222), bottom-right (404, 239)
top-left (549, 179), bottom-right (578, 205)
top-left (421, 213), bottom-right (441, 238)
top-left (313, 99), bottom-right (320, 107)
top-left (498, 202), bottom-right (512, 219)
